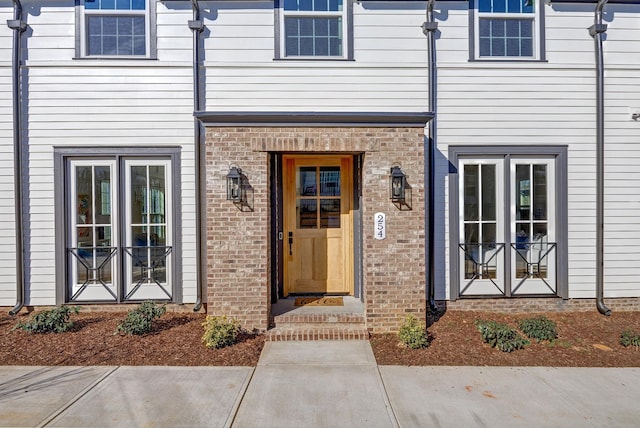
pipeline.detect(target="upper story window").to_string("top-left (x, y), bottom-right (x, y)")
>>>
top-left (473, 0), bottom-right (543, 60)
top-left (78, 0), bottom-right (155, 58)
top-left (278, 0), bottom-right (350, 59)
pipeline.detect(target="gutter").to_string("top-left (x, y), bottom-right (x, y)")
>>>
top-left (422, 0), bottom-right (438, 313)
top-left (189, 0), bottom-right (206, 312)
top-left (7, 0), bottom-right (27, 316)
top-left (589, 0), bottom-right (611, 316)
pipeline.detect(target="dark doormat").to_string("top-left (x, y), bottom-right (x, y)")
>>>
top-left (294, 297), bottom-right (344, 306)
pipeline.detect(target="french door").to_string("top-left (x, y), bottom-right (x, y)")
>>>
top-left (458, 157), bottom-right (557, 297)
top-left (67, 158), bottom-right (173, 302)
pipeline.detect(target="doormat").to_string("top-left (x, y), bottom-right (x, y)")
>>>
top-left (294, 297), bottom-right (344, 307)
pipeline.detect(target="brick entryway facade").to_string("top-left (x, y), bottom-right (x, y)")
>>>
top-left (203, 115), bottom-right (430, 334)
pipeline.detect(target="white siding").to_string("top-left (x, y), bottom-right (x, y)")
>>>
top-left (1, 0), bottom-right (639, 306)
top-left (435, 2), bottom-right (640, 300)
top-left (203, 1), bottom-right (430, 112)
top-left (0, 2), bottom-right (199, 306)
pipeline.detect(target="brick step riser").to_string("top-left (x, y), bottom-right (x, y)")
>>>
top-left (266, 327), bottom-right (370, 341)
top-left (271, 315), bottom-right (365, 325)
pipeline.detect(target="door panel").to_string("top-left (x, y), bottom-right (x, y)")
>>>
top-left (284, 155), bottom-right (353, 295)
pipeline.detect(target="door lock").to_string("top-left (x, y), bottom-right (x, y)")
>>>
top-left (288, 232), bottom-right (293, 255)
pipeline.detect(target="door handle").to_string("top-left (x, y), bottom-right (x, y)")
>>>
top-left (288, 232), bottom-right (293, 255)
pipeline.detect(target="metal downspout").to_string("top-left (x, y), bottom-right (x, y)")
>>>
top-left (589, 0), bottom-right (611, 316)
top-left (423, 0), bottom-right (438, 312)
top-left (189, 0), bottom-right (206, 312)
top-left (7, 0), bottom-right (27, 316)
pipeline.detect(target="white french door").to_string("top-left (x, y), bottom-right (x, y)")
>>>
top-left (459, 159), bottom-right (505, 296)
top-left (510, 159), bottom-right (556, 295)
top-left (68, 160), bottom-right (118, 301)
top-left (124, 160), bottom-right (172, 300)
top-left (67, 158), bottom-right (173, 302)
top-left (458, 156), bottom-right (557, 297)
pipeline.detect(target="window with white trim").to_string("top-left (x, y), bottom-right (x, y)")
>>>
top-left (473, 0), bottom-right (542, 60)
top-left (279, 0), bottom-right (349, 58)
top-left (79, 0), bottom-right (153, 58)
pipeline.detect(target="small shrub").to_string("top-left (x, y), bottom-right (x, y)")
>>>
top-left (202, 316), bottom-right (241, 349)
top-left (475, 319), bottom-right (530, 353)
top-left (620, 330), bottom-right (640, 349)
top-left (519, 316), bottom-right (558, 342)
top-left (398, 315), bottom-right (429, 349)
top-left (14, 306), bottom-right (80, 334)
top-left (115, 301), bottom-right (166, 336)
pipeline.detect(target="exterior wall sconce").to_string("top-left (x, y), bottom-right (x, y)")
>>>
top-left (390, 166), bottom-right (407, 203)
top-left (226, 166), bottom-right (245, 203)
top-left (226, 166), bottom-right (253, 211)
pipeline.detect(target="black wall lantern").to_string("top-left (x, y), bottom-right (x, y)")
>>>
top-left (390, 166), bottom-right (407, 203)
top-left (226, 166), bottom-right (245, 203)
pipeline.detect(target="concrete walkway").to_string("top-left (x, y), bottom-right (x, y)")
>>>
top-left (1, 341), bottom-right (639, 427)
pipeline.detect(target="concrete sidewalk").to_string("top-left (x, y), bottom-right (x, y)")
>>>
top-left (1, 341), bottom-right (639, 427)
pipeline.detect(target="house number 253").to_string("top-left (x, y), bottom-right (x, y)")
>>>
top-left (374, 212), bottom-right (386, 240)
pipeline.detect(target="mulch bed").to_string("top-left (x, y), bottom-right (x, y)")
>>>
top-left (2, 309), bottom-right (640, 367)
top-left (0, 312), bottom-right (264, 366)
top-left (371, 310), bottom-right (640, 367)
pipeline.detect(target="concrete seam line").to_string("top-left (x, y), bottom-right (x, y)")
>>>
top-left (38, 366), bottom-right (120, 427)
top-left (226, 367), bottom-right (256, 428)
top-left (376, 365), bottom-right (401, 428)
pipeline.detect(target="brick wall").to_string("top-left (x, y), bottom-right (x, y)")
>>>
top-left (205, 126), bottom-right (427, 333)
top-left (437, 298), bottom-right (640, 313)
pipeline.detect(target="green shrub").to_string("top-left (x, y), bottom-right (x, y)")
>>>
top-left (475, 319), bottom-right (530, 353)
top-left (115, 301), bottom-right (166, 336)
top-left (620, 330), bottom-right (640, 349)
top-left (519, 316), bottom-right (558, 342)
top-left (14, 306), bottom-right (80, 334)
top-left (398, 315), bottom-right (429, 349)
top-left (202, 316), bottom-right (242, 349)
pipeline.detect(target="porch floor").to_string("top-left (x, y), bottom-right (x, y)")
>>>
top-left (271, 296), bottom-right (364, 317)
top-left (268, 297), bottom-right (367, 341)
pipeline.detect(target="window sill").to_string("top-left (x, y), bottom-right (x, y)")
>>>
top-left (273, 57), bottom-right (355, 62)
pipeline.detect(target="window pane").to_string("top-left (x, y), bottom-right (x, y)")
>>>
top-left (465, 223), bottom-right (479, 245)
top-left (87, 16), bottom-right (145, 56)
top-left (320, 199), bottom-right (340, 228)
top-left (533, 164), bottom-right (547, 220)
top-left (94, 166), bottom-right (111, 225)
top-left (298, 167), bottom-right (317, 196)
top-left (149, 165), bottom-right (166, 222)
top-left (483, 223), bottom-right (496, 245)
top-left (285, 0), bottom-right (342, 11)
top-left (284, 17), bottom-right (342, 57)
top-left (297, 199), bottom-right (317, 229)
top-left (479, 19), bottom-right (533, 58)
top-left (131, 166), bottom-right (147, 225)
top-left (516, 164), bottom-right (530, 221)
top-left (464, 165), bottom-right (479, 221)
top-left (481, 165), bottom-right (496, 221)
top-left (478, 0), bottom-right (492, 13)
top-left (320, 167), bottom-right (340, 196)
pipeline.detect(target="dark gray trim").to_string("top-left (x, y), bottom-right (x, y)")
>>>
top-left (353, 154), bottom-right (363, 300)
top-left (539, 0), bottom-right (547, 62)
top-left (551, 0), bottom-right (640, 3)
top-left (53, 146), bottom-right (182, 304)
top-left (195, 111), bottom-right (433, 127)
top-left (468, 0), bottom-right (475, 61)
top-left (448, 145), bottom-right (569, 301)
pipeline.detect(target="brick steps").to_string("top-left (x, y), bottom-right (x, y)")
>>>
top-left (266, 312), bottom-right (369, 341)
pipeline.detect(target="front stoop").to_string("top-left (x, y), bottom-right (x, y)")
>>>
top-left (266, 313), bottom-right (370, 341)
